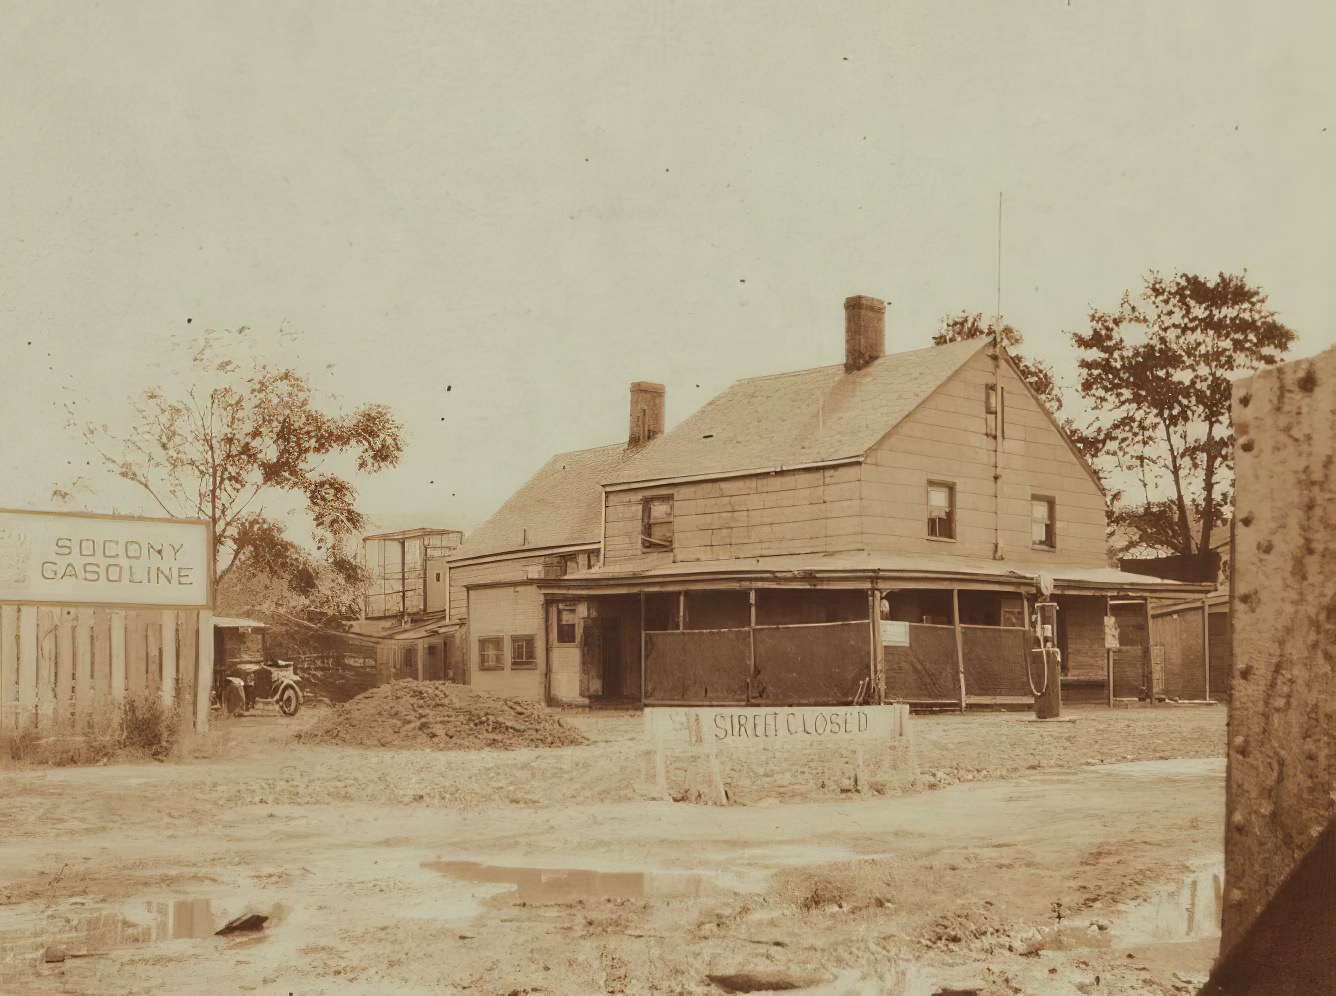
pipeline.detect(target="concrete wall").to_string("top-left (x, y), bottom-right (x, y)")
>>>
top-left (1223, 345), bottom-right (1336, 955)
top-left (861, 349), bottom-right (1108, 564)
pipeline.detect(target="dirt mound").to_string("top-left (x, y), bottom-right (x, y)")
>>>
top-left (295, 681), bottom-right (588, 750)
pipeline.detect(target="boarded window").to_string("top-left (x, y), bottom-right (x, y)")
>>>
top-left (927, 482), bottom-right (956, 540)
top-left (511, 635), bottom-right (536, 669)
top-left (556, 605), bottom-right (577, 644)
top-left (399, 646), bottom-right (417, 678)
top-left (641, 496), bottom-right (674, 551)
top-left (1032, 496), bottom-right (1056, 548)
top-left (478, 637), bottom-right (504, 670)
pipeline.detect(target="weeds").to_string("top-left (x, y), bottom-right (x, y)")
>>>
top-left (119, 695), bottom-right (179, 759)
top-left (1, 695), bottom-right (181, 767)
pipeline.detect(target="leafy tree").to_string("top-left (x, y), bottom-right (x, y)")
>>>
top-left (1069, 271), bottom-right (1294, 558)
top-left (78, 327), bottom-right (404, 595)
top-left (933, 312), bottom-right (1064, 413)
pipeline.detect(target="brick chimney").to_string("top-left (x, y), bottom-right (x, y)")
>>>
top-left (844, 295), bottom-right (886, 372)
top-left (628, 381), bottom-right (665, 449)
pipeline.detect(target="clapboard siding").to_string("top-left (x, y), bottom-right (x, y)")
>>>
top-left (448, 547), bottom-right (597, 622)
top-left (604, 464), bottom-right (863, 566)
top-left (467, 584), bottom-right (546, 700)
top-left (862, 350), bottom-right (1109, 565)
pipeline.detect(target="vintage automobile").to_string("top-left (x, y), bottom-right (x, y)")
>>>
top-left (211, 617), bottom-right (303, 717)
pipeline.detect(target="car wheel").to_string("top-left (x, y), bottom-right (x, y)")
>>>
top-left (277, 685), bottom-right (301, 717)
top-left (222, 685), bottom-right (246, 717)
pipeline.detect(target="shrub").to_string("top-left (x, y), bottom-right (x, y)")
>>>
top-left (120, 695), bottom-right (179, 759)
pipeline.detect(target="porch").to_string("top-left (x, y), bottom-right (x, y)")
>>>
top-left (541, 553), bottom-right (1209, 710)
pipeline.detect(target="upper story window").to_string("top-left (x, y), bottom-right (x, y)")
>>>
top-left (927, 481), bottom-right (956, 540)
top-left (641, 495), bottom-right (674, 552)
top-left (1032, 496), bottom-right (1056, 548)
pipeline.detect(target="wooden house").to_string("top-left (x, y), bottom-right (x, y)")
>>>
top-left (445, 383), bottom-right (665, 702)
top-left (536, 295), bottom-right (1209, 709)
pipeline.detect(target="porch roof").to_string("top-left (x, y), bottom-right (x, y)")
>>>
top-left (539, 551), bottom-right (1213, 598)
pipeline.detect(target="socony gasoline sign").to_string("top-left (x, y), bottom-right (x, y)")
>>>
top-left (0, 509), bottom-right (211, 608)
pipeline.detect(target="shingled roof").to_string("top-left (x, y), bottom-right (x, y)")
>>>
top-left (448, 443), bottom-right (628, 562)
top-left (604, 338), bottom-right (987, 486)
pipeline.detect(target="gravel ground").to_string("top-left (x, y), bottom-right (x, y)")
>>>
top-left (911, 703), bottom-right (1227, 786)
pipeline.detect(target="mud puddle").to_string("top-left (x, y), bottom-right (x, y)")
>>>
top-left (1109, 858), bottom-right (1223, 945)
top-left (424, 860), bottom-right (723, 902)
top-left (0, 894), bottom-right (275, 979)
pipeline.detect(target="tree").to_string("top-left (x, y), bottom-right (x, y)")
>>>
top-left (1069, 270), bottom-right (1294, 558)
top-left (933, 311), bottom-right (1064, 413)
top-left (78, 327), bottom-right (404, 597)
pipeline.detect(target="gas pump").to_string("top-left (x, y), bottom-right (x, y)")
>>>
top-left (1029, 599), bottom-right (1063, 719)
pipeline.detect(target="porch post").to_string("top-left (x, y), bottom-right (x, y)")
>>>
top-left (639, 592), bottom-right (647, 705)
top-left (1105, 595), bottom-right (1114, 708)
top-left (871, 587), bottom-right (885, 704)
top-left (951, 589), bottom-right (966, 713)
top-left (747, 589), bottom-right (757, 705)
top-left (1202, 594), bottom-right (1211, 702)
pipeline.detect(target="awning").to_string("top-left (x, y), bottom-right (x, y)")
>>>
top-left (539, 551), bottom-right (1213, 599)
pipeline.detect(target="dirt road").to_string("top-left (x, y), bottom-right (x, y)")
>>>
top-left (0, 705), bottom-right (1226, 995)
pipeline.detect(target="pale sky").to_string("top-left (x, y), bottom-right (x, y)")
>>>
top-left (3, 2), bottom-right (1333, 538)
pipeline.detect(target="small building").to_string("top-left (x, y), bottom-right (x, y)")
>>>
top-left (351, 526), bottom-right (464, 683)
top-left (538, 295), bottom-right (1208, 708)
top-left (1122, 526), bottom-right (1232, 702)
top-left (445, 383), bottom-right (665, 702)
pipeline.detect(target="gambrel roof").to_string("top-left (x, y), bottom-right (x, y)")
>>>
top-left (604, 338), bottom-right (987, 486)
top-left (447, 443), bottom-right (628, 563)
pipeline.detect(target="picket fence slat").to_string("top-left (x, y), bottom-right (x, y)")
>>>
top-left (1, 605), bottom-right (16, 729)
top-left (160, 610), bottom-right (178, 711)
top-left (36, 607), bottom-right (58, 723)
top-left (75, 607), bottom-right (94, 726)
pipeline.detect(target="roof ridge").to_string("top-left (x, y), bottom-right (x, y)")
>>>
top-left (732, 337), bottom-right (983, 385)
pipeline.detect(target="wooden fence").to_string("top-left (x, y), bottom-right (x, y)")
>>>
top-left (0, 604), bottom-right (211, 733)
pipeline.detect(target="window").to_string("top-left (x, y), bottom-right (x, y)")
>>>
top-left (984, 384), bottom-right (1006, 438)
top-left (927, 482), bottom-right (956, 540)
top-left (562, 554), bottom-right (580, 576)
top-left (478, 637), bottom-right (504, 670)
top-left (641, 495), bottom-right (674, 551)
top-left (511, 635), bottom-right (536, 669)
top-left (1032, 496), bottom-right (1056, 548)
top-left (556, 604), bottom-right (577, 644)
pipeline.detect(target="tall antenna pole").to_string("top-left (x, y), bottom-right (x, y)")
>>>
top-left (991, 191), bottom-right (1005, 561)
top-left (995, 191), bottom-right (1003, 350)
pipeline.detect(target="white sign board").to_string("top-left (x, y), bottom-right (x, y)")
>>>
top-left (880, 619), bottom-right (910, 646)
top-left (1103, 615), bottom-right (1120, 650)
top-left (0, 509), bottom-right (211, 608)
top-left (645, 704), bottom-right (907, 747)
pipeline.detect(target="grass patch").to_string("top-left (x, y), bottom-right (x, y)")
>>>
top-left (1, 695), bottom-right (181, 767)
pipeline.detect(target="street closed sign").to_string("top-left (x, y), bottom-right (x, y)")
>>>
top-left (0, 509), bottom-right (211, 608)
